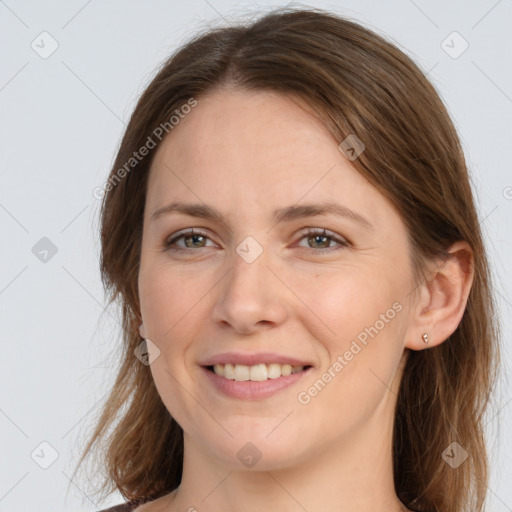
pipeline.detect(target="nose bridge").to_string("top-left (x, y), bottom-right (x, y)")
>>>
top-left (231, 241), bottom-right (268, 291)
top-left (212, 240), bottom-right (287, 331)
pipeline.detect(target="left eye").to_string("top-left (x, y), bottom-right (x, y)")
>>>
top-left (296, 229), bottom-right (348, 252)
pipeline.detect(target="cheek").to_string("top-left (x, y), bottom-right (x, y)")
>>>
top-left (291, 269), bottom-right (406, 398)
top-left (139, 262), bottom-right (213, 341)
top-left (139, 263), bottom-right (214, 409)
top-left (139, 264), bottom-right (207, 429)
top-left (289, 268), bottom-right (399, 347)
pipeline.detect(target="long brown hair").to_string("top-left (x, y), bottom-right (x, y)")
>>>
top-left (72, 7), bottom-right (500, 512)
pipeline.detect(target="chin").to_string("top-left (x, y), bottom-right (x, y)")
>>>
top-left (201, 427), bottom-right (308, 471)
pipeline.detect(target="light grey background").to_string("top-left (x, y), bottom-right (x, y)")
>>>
top-left (0, 1), bottom-right (511, 511)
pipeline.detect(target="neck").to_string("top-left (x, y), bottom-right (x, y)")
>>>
top-left (168, 404), bottom-right (406, 512)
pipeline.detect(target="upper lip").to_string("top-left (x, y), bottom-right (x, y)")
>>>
top-left (199, 352), bottom-right (313, 367)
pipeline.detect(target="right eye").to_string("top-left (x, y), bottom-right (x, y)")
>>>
top-left (164, 229), bottom-right (216, 252)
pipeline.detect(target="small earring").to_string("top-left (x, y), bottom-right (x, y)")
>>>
top-left (422, 332), bottom-right (429, 344)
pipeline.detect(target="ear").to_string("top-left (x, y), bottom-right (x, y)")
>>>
top-left (139, 322), bottom-right (147, 339)
top-left (405, 241), bottom-right (474, 350)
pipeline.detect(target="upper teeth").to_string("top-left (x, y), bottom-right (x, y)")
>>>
top-left (213, 363), bottom-right (305, 381)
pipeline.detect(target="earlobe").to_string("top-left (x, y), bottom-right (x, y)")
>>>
top-left (139, 322), bottom-right (147, 339)
top-left (405, 241), bottom-right (474, 351)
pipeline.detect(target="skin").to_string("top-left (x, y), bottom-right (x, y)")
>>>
top-left (135, 88), bottom-right (474, 512)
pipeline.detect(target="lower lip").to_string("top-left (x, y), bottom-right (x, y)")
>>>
top-left (201, 366), bottom-right (313, 400)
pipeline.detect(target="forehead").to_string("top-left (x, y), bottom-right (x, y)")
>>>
top-left (151, 89), bottom-right (337, 172)
top-left (146, 88), bottom-right (394, 229)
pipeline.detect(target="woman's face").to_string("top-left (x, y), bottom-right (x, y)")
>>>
top-left (138, 88), bottom-right (419, 470)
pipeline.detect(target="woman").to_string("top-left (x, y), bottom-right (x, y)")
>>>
top-left (74, 7), bottom-right (500, 512)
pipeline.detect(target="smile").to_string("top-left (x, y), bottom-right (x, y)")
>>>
top-left (202, 364), bottom-right (313, 400)
top-left (209, 362), bottom-right (310, 381)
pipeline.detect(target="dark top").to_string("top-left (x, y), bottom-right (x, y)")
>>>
top-left (98, 502), bottom-right (138, 511)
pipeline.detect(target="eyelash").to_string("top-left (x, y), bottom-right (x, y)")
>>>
top-left (163, 228), bottom-right (349, 255)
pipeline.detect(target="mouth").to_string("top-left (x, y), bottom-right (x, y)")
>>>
top-left (201, 362), bottom-right (314, 400)
top-left (204, 363), bottom-right (313, 381)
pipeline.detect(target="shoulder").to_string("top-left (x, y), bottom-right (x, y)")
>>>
top-left (98, 490), bottom-right (176, 511)
top-left (98, 503), bottom-right (137, 512)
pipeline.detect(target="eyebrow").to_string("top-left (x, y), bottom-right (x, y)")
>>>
top-left (151, 201), bottom-right (373, 230)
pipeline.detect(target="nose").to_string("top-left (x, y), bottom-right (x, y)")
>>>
top-left (211, 248), bottom-right (288, 335)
